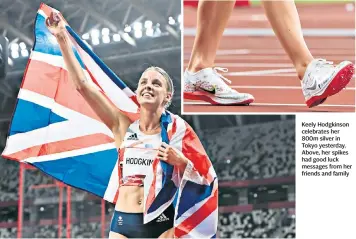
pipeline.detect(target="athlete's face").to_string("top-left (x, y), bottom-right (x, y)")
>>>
top-left (137, 70), bottom-right (172, 110)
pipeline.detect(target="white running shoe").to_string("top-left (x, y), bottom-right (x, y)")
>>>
top-left (301, 59), bottom-right (354, 108)
top-left (183, 67), bottom-right (254, 105)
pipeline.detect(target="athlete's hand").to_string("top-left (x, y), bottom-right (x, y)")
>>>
top-left (157, 142), bottom-right (188, 172)
top-left (46, 12), bottom-right (67, 36)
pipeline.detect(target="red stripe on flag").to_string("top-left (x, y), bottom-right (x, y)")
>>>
top-left (22, 60), bottom-right (103, 121)
top-left (21, 59), bottom-right (59, 100)
top-left (85, 68), bottom-right (105, 92)
top-left (182, 122), bottom-right (212, 180)
top-left (130, 95), bottom-right (139, 107)
top-left (39, 3), bottom-right (55, 17)
top-left (145, 159), bottom-right (160, 213)
top-left (168, 117), bottom-right (177, 141)
top-left (113, 189), bottom-right (119, 204)
top-left (7, 133), bottom-right (114, 161)
top-left (113, 150), bottom-right (123, 204)
top-left (174, 187), bottom-right (218, 238)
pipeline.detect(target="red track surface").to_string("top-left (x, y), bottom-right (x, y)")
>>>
top-left (183, 3), bottom-right (355, 113)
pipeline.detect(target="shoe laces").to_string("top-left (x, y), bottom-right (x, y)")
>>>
top-left (316, 59), bottom-right (334, 69)
top-left (304, 59), bottom-right (334, 88)
top-left (213, 67), bottom-right (232, 84)
top-left (212, 67), bottom-right (241, 94)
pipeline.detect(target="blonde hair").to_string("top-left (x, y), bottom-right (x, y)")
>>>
top-left (142, 66), bottom-right (174, 108)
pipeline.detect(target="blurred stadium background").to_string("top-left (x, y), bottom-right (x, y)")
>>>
top-left (0, 0), bottom-right (295, 238)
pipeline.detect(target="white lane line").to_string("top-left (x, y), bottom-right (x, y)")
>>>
top-left (184, 63), bottom-right (294, 68)
top-left (224, 68), bottom-right (296, 76)
top-left (184, 67), bottom-right (356, 78)
top-left (230, 86), bottom-right (355, 91)
top-left (230, 73), bottom-right (299, 77)
top-left (182, 70), bottom-right (356, 78)
top-left (184, 55), bottom-right (354, 61)
top-left (184, 49), bottom-right (355, 56)
top-left (184, 28), bottom-right (356, 37)
top-left (184, 102), bottom-right (355, 108)
top-left (216, 49), bottom-right (251, 55)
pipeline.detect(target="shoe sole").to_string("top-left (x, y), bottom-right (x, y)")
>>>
top-left (184, 91), bottom-right (254, 105)
top-left (306, 63), bottom-right (355, 108)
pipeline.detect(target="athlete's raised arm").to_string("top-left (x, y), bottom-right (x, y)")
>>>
top-left (46, 13), bottom-right (131, 140)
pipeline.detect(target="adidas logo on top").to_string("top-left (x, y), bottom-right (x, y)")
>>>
top-left (127, 133), bottom-right (138, 140)
top-left (156, 213), bottom-right (169, 222)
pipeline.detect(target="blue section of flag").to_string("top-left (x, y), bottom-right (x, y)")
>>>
top-left (9, 99), bottom-right (67, 136)
top-left (147, 179), bottom-right (177, 214)
top-left (160, 112), bottom-right (173, 186)
top-left (32, 148), bottom-right (118, 198)
top-left (176, 180), bottom-right (215, 218)
top-left (172, 189), bottom-right (179, 209)
top-left (33, 14), bottom-right (85, 68)
top-left (146, 112), bottom-right (177, 214)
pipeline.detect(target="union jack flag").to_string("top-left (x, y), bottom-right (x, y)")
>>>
top-left (1, 3), bottom-right (218, 238)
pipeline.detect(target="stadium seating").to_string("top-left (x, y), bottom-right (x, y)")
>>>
top-left (0, 228), bottom-right (16, 238)
top-left (218, 209), bottom-right (295, 238)
top-left (201, 120), bottom-right (295, 181)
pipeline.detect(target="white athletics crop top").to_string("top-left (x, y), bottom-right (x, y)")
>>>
top-left (118, 120), bottom-right (162, 186)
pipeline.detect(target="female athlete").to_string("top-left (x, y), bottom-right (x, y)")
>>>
top-left (47, 13), bottom-right (187, 238)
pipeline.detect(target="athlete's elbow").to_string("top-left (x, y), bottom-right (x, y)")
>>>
top-left (75, 84), bottom-right (90, 97)
top-left (75, 83), bottom-right (84, 93)
top-left (73, 77), bottom-right (89, 92)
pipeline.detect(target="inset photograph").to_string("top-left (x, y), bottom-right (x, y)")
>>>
top-left (183, 0), bottom-right (355, 113)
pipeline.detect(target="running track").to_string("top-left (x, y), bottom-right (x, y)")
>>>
top-left (183, 3), bottom-right (355, 113)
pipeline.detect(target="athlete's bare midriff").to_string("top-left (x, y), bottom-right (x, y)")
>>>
top-left (115, 185), bottom-right (144, 213)
top-left (113, 123), bottom-right (160, 213)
